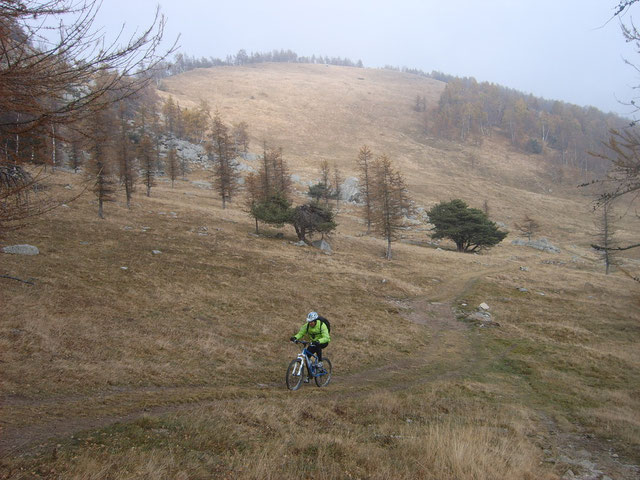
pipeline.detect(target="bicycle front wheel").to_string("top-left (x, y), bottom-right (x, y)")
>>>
top-left (286, 358), bottom-right (304, 390)
top-left (314, 358), bottom-right (332, 387)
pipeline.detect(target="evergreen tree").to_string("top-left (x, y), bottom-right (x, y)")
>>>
top-left (427, 199), bottom-right (507, 253)
top-left (290, 203), bottom-right (336, 243)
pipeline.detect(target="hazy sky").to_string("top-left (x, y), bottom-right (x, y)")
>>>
top-left (94, 0), bottom-right (637, 115)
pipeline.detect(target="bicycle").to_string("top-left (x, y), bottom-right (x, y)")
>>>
top-left (285, 339), bottom-right (332, 390)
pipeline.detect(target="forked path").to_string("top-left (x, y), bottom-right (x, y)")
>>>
top-left (326, 268), bottom-right (502, 394)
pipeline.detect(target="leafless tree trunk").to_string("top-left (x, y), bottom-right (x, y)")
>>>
top-left (357, 145), bottom-right (374, 233)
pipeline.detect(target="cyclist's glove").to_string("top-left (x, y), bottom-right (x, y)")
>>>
top-left (290, 336), bottom-right (297, 342)
top-left (310, 341), bottom-right (318, 347)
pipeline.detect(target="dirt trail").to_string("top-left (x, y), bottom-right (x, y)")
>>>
top-left (0, 268), bottom-right (498, 458)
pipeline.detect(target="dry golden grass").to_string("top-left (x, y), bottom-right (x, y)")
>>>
top-left (1, 64), bottom-right (640, 479)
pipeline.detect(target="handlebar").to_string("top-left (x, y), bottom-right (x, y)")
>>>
top-left (291, 339), bottom-right (310, 346)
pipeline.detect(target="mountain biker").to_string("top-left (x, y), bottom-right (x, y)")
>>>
top-left (290, 311), bottom-right (330, 375)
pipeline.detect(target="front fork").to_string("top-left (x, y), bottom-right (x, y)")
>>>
top-left (295, 354), bottom-right (307, 376)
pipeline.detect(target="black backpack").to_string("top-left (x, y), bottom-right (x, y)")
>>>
top-left (307, 316), bottom-right (331, 334)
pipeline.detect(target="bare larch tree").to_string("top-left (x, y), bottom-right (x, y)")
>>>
top-left (371, 154), bottom-right (411, 260)
top-left (357, 145), bottom-right (374, 233)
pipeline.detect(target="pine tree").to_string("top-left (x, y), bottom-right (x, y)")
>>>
top-left (427, 199), bottom-right (507, 253)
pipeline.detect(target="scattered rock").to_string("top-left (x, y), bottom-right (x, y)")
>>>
top-left (293, 240), bottom-right (306, 247)
top-left (520, 266), bottom-right (529, 271)
top-left (2, 244), bottom-right (39, 255)
top-left (120, 266), bottom-right (128, 270)
top-left (479, 302), bottom-right (490, 311)
top-left (542, 259), bottom-right (566, 265)
top-left (512, 237), bottom-right (561, 253)
top-left (152, 250), bottom-right (162, 255)
top-left (518, 287), bottom-right (529, 293)
top-left (466, 311), bottom-right (499, 327)
top-left (191, 180), bottom-right (212, 189)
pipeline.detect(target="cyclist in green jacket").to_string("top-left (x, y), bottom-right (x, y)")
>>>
top-left (290, 311), bottom-right (331, 367)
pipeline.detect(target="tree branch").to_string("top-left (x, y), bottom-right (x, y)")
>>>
top-left (592, 242), bottom-right (640, 251)
top-left (0, 274), bottom-right (34, 285)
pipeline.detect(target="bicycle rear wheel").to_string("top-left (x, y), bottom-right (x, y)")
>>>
top-left (314, 358), bottom-right (332, 387)
top-left (286, 358), bottom-right (304, 390)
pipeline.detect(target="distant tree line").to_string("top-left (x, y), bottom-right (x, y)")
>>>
top-left (153, 49), bottom-right (364, 80)
top-left (425, 77), bottom-right (632, 174)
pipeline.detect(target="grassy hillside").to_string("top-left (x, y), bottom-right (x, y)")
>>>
top-left (1, 64), bottom-right (639, 479)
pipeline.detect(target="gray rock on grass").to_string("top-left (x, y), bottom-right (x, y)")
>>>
top-left (2, 244), bottom-right (39, 255)
top-left (312, 239), bottom-right (332, 253)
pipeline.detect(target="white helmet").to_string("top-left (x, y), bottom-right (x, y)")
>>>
top-left (306, 311), bottom-right (318, 322)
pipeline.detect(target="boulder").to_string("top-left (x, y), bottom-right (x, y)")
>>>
top-left (340, 177), bottom-right (360, 203)
top-left (2, 244), bottom-right (39, 255)
top-left (312, 239), bottom-right (332, 253)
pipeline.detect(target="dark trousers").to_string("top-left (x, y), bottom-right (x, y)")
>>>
top-left (307, 342), bottom-right (328, 362)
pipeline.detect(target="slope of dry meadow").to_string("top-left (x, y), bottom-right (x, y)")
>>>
top-left (1, 64), bottom-right (639, 479)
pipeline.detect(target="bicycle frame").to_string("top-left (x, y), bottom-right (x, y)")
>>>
top-left (292, 341), bottom-right (323, 378)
